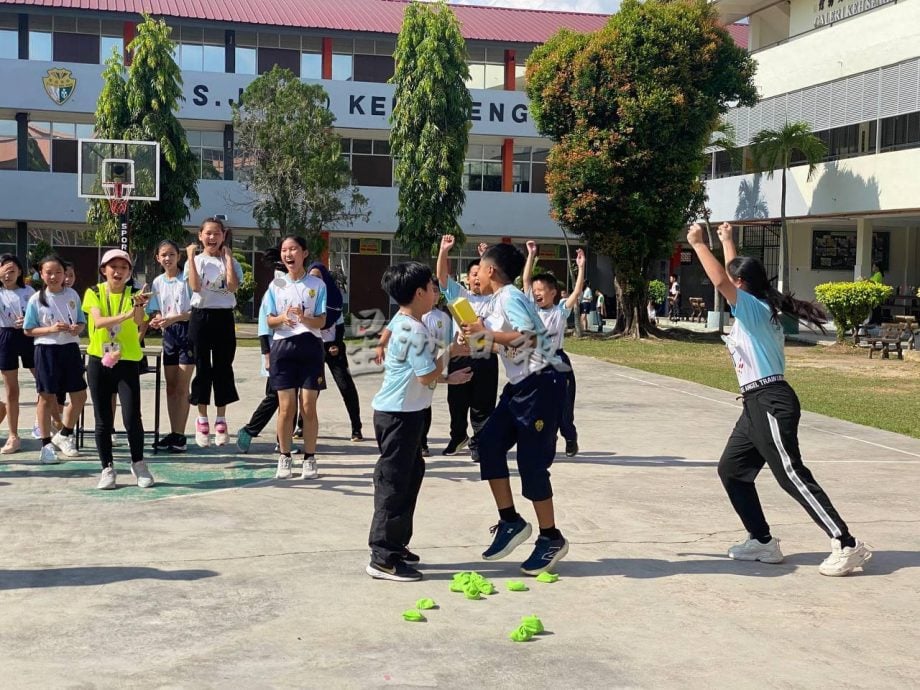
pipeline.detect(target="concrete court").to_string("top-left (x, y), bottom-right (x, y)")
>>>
top-left (1, 345), bottom-right (918, 689)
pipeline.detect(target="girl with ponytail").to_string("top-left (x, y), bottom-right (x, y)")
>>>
top-left (687, 222), bottom-right (871, 577)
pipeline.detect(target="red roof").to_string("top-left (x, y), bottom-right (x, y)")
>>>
top-left (726, 22), bottom-right (749, 49)
top-left (2, 0), bottom-right (612, 43)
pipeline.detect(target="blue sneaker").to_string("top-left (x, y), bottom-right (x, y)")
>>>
top-left (236, 428), bottom-right (253, 453)
top-left (520, 536), bottom-right (569, 576)
top-left (482, 519), bottom-right (532, 561)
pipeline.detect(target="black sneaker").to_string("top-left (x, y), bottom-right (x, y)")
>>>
top-left (399, 548), bottom-right (421, 565)
top-left (470, 447), bottom-right (480, 463)
top-left (167, 435), bottom-right (187, 453)
top-left (351, 430), bottom-right (364, 442)
top-left (153, 433), bottom-right (178, 450)
top-left (293, 427), bottom-right (303, 439)
top-left (443, 436), bottom-right (469, 456)
top-left (520, 535), bottom-right (569, 576)
top-left (482, 519), bottom-right (532, 561)
top-left (565, 438), bottom-right (579, 457)
top-left (421, 446), bottom-right (431, 457)
top-left (365, 561), bottom-right (423, 582)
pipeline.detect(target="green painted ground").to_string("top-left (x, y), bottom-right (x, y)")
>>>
top-left (0, 447), bottom-right (276, 501)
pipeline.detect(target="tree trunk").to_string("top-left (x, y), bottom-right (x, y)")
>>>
top-left (779, 165), bottom-right (789, 293)
top-left (612, 274), bottom-right (651, 338)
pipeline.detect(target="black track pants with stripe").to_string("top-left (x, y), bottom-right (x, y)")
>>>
top-left (718, 381), bottom-right (850, 540)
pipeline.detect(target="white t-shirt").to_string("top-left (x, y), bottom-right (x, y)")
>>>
top-left (147, 274), bottom-right (191, 318)
top-left (442, 278), bottom-right (493, 319)
top-left (186, 253), bottom-right (244, 309)
top-left (0, 286), bottom-right (34, 328)
top-left (581, 287), bottom-right (593, 303)
top-left (723, 289), bottom-right (785, 389)
top-left (320, 314), bottom-right (345, 343)
top-left (483, 284), bottom-right (558, 385)
top-left (526, 289), bottom-right (570, 351)
top-left (23, 287), bottom-right (85, 346)
top-left (263, 273), bottom-right (327, 340)
top-left (372, 313), bottom-right (437, 413)
top-left (422, 308), bottom-right (452, 374)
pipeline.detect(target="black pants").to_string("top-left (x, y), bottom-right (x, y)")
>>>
top-left (244, 379), bottom-right (278, 436)
top-left (422, 406), bottom-right (432, 448)
top-left (368, 409), bottom-right (426, 567)
top-left (325, 338), bottom-right (362, 432)
top-left (719, 382), bottom-right (850, 540)
top-left (557, 350), bottom-right (577, 442)
top-left (447, 354), bottom-right (498, 448)
top-left (87, 357), bottom-right (144, 468)
top-left (188, 308), bottom-right (239, 407)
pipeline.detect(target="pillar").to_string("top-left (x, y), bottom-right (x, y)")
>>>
top-left (17, 14), bottom-right (28, 59)
top-left (321, 37), bottom-right (333, 79)
top-left (15, 113), bottom-right (28, 171)
top-left (225, 30), bottom-right (236, 73)
top-left (854, 218), bottom-right (873, 281)
top-left (123, 22), bottom-right (136, 65)
top-left (501, 138), bottom-right (513, 193)
top-left (16, 221), bottom-right (28, 264)
top-left (222, 124), bottom-right (234, 181)
top-left (504, 49), bottom-right (516, 90)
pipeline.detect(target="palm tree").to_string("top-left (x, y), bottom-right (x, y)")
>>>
top-left (750, 121), bottom-right (827, 293)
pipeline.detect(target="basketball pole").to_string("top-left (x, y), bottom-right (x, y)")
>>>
top-left (118, 206), bottom-right (129, 254)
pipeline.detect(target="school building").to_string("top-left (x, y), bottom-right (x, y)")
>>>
top-left (697, 0), bottom-right (920, 320)
top-left (0, 0), bottom-right (625, 316)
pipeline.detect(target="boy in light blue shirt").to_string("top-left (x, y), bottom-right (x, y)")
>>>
top-left (367, 262), bottom-right (470, 583)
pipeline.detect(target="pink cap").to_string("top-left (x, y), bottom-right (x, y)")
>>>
top-left (100, 249), bottom-right (133, 268)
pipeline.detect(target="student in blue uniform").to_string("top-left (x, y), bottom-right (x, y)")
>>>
top-left (23, 255), bottom-right (87, 465)
top-left (688, 221), bottom-right (872, 577)
top-left (262, 236), bottom-right (327, 481)
top-left (461, 242), bottom-right (569, 576)
top-left (147, 240), bottom-right (194, 453)
top-left (366, 262), bottom-right (471, 582)
top-left (0, 254), bottom-right (36, 455)
top-left (522, 242), bottom-right (586, 458)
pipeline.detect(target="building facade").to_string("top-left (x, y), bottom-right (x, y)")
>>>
top-left (708, 0), bottom-right (920, 311)
top-left (0, 0), bottom-right (612, 314)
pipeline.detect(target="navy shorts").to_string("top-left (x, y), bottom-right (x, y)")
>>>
top-left (477, 368), bottom-right (565, 502)
top-left (269, 332), bottom-right (326, 392)
top-left (162, 321), bottom-right (194, 366)
top-left (0, 327), bottom-right (35, 371)
top-left (34, 342), bottom-right (87, 395)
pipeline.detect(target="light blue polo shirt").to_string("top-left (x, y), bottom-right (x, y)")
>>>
top-left (372, 313), bottom-right (438, 413)
top-left (484, 284), bottom-right (559, 384)
top-left (724, 288), bottom-right (785, 388)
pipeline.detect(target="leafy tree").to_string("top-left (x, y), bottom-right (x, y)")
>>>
top-left (647, 279), bottom-right (667, 306)
top-left (527, 0), bottom-right (757, 337)
top-left (814, 280), bottom-right (893, 344)
top-left (88, 16), bottom-right (200, 261)
top-left (750, 121), bottom-right (828, 293)
top-left (390, 0), bottom-right (472, 258)
top-left (233, 67), bottom-right (368, 257)
top-left (232, 250), bottom-right (255, 319)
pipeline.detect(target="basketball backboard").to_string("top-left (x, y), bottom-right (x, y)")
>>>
top-left (78, 139), bottom-right (160, 201)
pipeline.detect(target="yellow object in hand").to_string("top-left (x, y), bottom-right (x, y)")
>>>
top-left (447, 297), bottom-right (478, 327)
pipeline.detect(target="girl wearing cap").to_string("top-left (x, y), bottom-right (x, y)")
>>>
top-left (23, 255), bottom-right (87, 465)
top-left (83, 249), bottom-right (153, 490)
top-left (0, 254), bottom-right (36, 454)
top-left (147, 240), bottom-right (194, 453)
top-left (185, 218), bottom-right (243, 448)
top-left (263, 236), bottom-right (326, 480)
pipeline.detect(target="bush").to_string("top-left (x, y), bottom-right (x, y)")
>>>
top-left (648, 279), bottom-right (667, 306)
top-left (814, 280), bottom-right (893, 343)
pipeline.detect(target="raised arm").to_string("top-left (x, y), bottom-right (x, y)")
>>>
top-left (437, 234), bottom-right (455, 289)
top-left (717, 222), bottom-right (737, 265)
top-left (688, 223), bottom-right (737, 305)
top-left (523, 241), bottom-right (537, 294)
top-left (224, 246), bottom-right (240, 293)
top-left (185, 245), bottom-right (201, 293)
top-left (564, 248), bottom-right (586, 311)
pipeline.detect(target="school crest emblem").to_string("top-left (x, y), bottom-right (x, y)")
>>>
top-left (308, 289), bottom-right (316, 298)
top-left (535, 420), bottom-right (544, 432)
top-left (43, 68), bottom-right (77, 106)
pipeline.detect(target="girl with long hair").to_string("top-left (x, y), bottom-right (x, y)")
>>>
top-left (688, 222), bottom-right (871, 577)
top-left (0, 254), bottom-right (36, 454)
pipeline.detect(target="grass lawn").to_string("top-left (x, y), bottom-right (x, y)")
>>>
top-left (566, 333), bottom-right (920, 439)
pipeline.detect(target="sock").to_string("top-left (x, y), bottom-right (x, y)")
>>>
top-left (540, 526), bottom-right (563, 541)
top-left (215, 416), bottom-right (226, 423)
top-left (839, 534), bottom-right (856, 548)
top-left (41, 436), bottom-right (51, 446)
top-left (198, 416), bottom-right (208, 424)
top-left (755, 534), bottom-right (773, 544)
top-left (281, 452), bottom-right (292, 458)
top-left (499, 507), bottom-right (521, 523)
top-left (61, 426), bottom-right (73, 437)
top-left (304, 453), bottom-right (315, 459)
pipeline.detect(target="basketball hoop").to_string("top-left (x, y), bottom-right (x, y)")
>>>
top-left (103, 181), bottom-right (133, 217)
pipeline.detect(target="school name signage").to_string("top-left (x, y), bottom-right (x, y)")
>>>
top-left (813, 0), bottom-right (896, 28)
top-left (0, 60), bottom-right (538, 137)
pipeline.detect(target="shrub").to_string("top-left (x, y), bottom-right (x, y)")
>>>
top-left (814, 280), bottom-right (893, 343)
top-left (648, 279), bottom-right (667, 306)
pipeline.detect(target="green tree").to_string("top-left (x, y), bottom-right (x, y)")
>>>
top-left (390, 0), bottom-right (472, 258)
top-left (527, 0), bottom-right (757, 337)
top-left (88, 16), bottom-right (200, 260)
top-left (233, 66), bottom-right (368, 256)
top-left (232, 250), bottom-right (255, 319)
top-left (814, 281), bottom-right (893, 344)
top-left (750, 121), bottom-right (827, 294)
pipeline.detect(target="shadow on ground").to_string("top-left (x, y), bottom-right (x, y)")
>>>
top-left (0, 566), bottom-right (219, 590)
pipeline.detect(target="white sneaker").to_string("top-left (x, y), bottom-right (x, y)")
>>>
top-left (39, 443), bottom-right (59, 465)
top-left (97, 466), bottom-right (117, 490)
top-left (301, 455), bottom-right (318, 480)
top-left (131, 460), bottom-right (155, 489)
top-left (51, 431), bottom-right (80, 458)
top-left (214, 420), bottom-right (229, 446)
top-left (195, 418), bottom-right (210, 448)
top-left (728, 536), bottom-right (784, 563)
top-left (275, 454), bottom-right (293, 479)
top-left (819, 539), bottom-right (872, 577)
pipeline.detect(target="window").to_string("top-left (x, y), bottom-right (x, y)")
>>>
top-left (176, 27), bottom-right (225, 73)
top-left (332, 39), bottom-right (353, 81)
top-left (352, 38), bottom-right (395, 83)
top-left (0, 12), bottom-right (17, 59)
top-left (713, 148), bottom-right (743, 178)
top-left (100, 35), bottom-right (123, 61)
top-left (28, 14), bottom-right (52, 62)
top-left (53, 32), bottom-right (99, 64)
top-left (26, 120), bottom-right (93, 172)
top-left (463, 144), bottom-right (503, 192)
top-left (187, 130), bottom-right (225, 180)
top-left (0, 118), bottom-right (17, 170)
top-left (235, 31), bottom-right (256, 75)
top-left (512, 146), bottom-right (548, 193)
top-left (879, 111), bottom-right (920, 153)
top-left (341, 138), bottom-right (392, 187)
top-left (301, 52), bottom-right (321, 79)
top-left (466, 46), bottom-right (506, 90)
